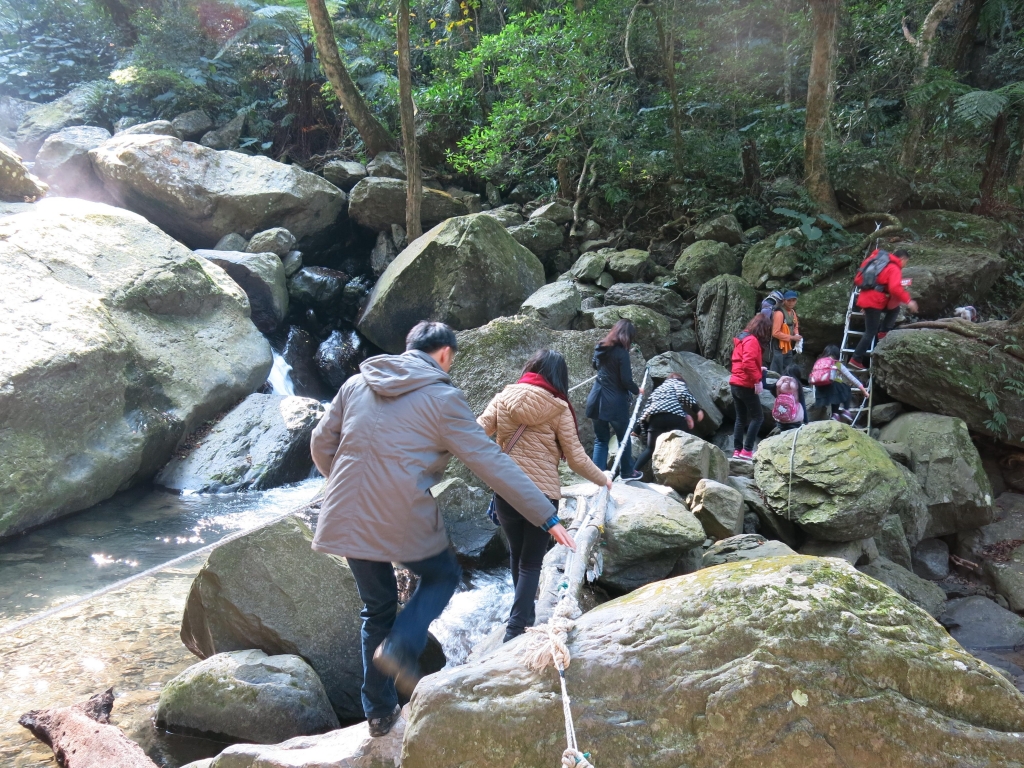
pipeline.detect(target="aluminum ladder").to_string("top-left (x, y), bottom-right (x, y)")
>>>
top-left (838, 287), bottom-right (874, 432)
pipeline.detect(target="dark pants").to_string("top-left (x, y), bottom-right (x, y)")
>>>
top-left (731, 384), bottom-right (763, 452)
top-left (852, 307), bottom-right (900, 364)
top-left (592, 419), bottom-right (634, 477)
top-left (769, 346), bottom-right (792, 375)
top-left (634, 412), bottom-right (691, 470)
top-left (495, 495), bottom-right (556, 639)
top-left (347, 547), bottom-right (462, 718)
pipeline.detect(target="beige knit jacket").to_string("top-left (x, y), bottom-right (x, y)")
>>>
top-left (477, 383), bottom-right (608, 500)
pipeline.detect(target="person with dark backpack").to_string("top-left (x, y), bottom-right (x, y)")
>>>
top-left (850, 247), bottom-right (918, 369)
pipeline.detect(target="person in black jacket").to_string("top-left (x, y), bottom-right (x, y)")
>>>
top-left (585, 319), bottom-right (642, 479)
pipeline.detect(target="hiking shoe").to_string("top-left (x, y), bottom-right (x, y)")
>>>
top-left (368, 704), bottom-right (402, 737)
top-left (849, 358), bottom-right (868, 371)
top-left (372, 643), bottom-right (421, 698)
top-left (623, 470), bottom-right (644, 480)
top-left (737, 449), bottom-right (754, 462)
top-left (876, 332), bottom-right (888, 341)
top-left (732, 450), bottom-right (745, 459)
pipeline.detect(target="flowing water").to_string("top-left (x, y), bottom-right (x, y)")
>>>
top-left (0, 481), bottom-right (512, 767)
top-left (268, 350), bottom-right (296, 397)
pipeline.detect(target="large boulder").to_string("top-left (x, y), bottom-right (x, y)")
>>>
top-left (403, 556), bottom-right (1024, 768)
top-left (603, 282), bottom-right (693, 323)
top-left (0, 199), bottom-right (271, 539)
top-left (879, 413), bottom-right (994, 537)
top-left (754, 421), bottom-right (907, 541)
top-left (156, 649), bottom-right (339, 744)
top-left (702, 533), bottom-right (796, 567)
top-left (507, 217), bottom-right (565, 257)
top-left (605, 249), bottom-right (652, 282)
top-left (857, 557), bottom-right (946, 617)
top-left (246, 227), bottom-right (296, 257)
top-left (288, 266), bottom-right (351, 322)
top-left (652, 430), bottom-right (729, 496)
top-left (791, 274), bottom-right (850, 355)
top-left (741, 234), bottom-right (802, 290)
top-left (901, 208), bottom-right (1007, 250)
top-left (0, 141), bottom-right (47, 201)
top-left (156, 393), bottom-right (323, 492)
top-left (89, 135), bottom-right (347, 248)
top-left (170, 110), bottom-right (214, 142)
top-left (200, 113), bottom-right (245, 150)
top-left (691, 478), bottom-right (745, 540)
top-left (314, 330), bottom-right (368, 391)
top-left (900, 242), bottom-right (1005, 317)
top-left (197, 249), bottom-right (288, 334)
top-left (322, 159), bottom-right (367, 191)
top-left (431, 478), bottom-right (506, 564)
top-left (579, 304), bottom-right (671, 358)
top-left (449, 316), bottom-right (644, 453)
top-left (834, 161), bottom-right (912, 213)
top-left (597, 481), bottom-right (705, 592)
top-left (939, 596), bottom-right (1024, 651)
top-left (358, 214), bottom-right (545, 352)
top-left (874, 326), bottom-right (1024, 441)
top-left (33, 125), bottom-right (111, 200)
top-left (674, 240), bottom-right (739, 297)
top-left (15, 80), bottom-right (106, 159)
top-left (347, 177), bottom-right (466, 232)
top-left (692, 214), bottom-right (745, 245)
top-left (118, 119), bottom-right (180, 138)
top-left (181, 516), bottom-right (445, 720)
top-left (695, 274), bottom-right (756, 366)
top-left (519, 281), bottom-right (581, 330)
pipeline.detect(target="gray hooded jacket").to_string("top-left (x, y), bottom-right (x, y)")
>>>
top-left (310, 349), bottom-right (556, 563)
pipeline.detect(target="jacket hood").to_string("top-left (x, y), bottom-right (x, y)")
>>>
top-left (359, 350), bottom-right (451, 397)
top-left (500, 383), bottom-right (566, 427)
top-left (592, 343), bottom-right (620, 366)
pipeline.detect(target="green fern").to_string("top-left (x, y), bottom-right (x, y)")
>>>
top-left (953, 89), bottom-right (1008, 127)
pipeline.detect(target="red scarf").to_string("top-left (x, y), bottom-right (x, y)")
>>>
top-left (518, 372), bottom-right (579, 437)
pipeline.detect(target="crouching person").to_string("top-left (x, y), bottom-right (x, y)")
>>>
top-left (310, 321), bottom-right (575, 738)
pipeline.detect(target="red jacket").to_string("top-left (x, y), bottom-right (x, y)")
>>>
top-left (855, 252), bottom-right (911, 310)
top-left (729, 334), bottom-right (763, 388)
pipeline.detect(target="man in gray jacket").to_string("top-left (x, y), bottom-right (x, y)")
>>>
top-left (311, 321), bottom-right (575, 736)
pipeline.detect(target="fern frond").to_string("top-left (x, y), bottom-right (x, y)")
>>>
top-left (954, 89), bottom-right (1008, 127)
top-left (350, 17), bottom-right (392, 41)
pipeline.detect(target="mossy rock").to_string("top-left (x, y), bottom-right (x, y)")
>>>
top-left (794, 274), bottom-right (851, 355)
top-left (695, 273), bottom-right (757, 365)
top-left (901, 209), bottom-right (1007, 250)
top-left (582, 303), bottom-right (671, 358)
top-left (404, 556), bottom-right (1024, 768)
top-left (0, 142), bottom-right (47, 201)
top-left (674, 240), bottom-right (739, 297)
top-left (741, 232), bottom-right (802, 289)
top-left (754, 420), bottom-right (906, 541)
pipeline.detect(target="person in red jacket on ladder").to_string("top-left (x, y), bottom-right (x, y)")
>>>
top-left (849, 247), bottom-right (919, 370)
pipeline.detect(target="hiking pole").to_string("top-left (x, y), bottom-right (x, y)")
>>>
top-left (610, 364), bottom-right (651, 480)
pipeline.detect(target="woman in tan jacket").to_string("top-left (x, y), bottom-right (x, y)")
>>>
top-left (479, 349), bottom-right (611, 641)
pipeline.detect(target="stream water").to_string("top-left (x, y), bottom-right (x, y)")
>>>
top-left (0, 481), bottom-right (513, 767)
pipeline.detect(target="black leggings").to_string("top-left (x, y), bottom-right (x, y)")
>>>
top-left (495, 495), bottom-right (557, 639)
top-left (634, 412), bottom-right (692, 471)
top-left (852, 306), bottom-right (900, 363)
top-left (731, 384), bottom-right (763, 452)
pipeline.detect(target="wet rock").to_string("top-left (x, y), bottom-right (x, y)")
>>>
top-left (156, 649), bottom-right (339, 743)
top-left (653, 430), bottom-right (729, 497)
top-left (519, 281), bottom-right (581, 330)
top-left (404, 556), bottom-right (1024, 768)
top-left (369, 230), bottom-right (399, 276)
top-left (314, 330), bottom-right (367, 391)
top-left (912, 538), bottom-right (950, 581)
top-left (118, 119), bottom-right (180, 138)
top-left (200, 113), bottom-right (245, 150)
top-left (691, 479), bottom-right (745, 540)
top-left (857, 557), bottom-right (946, 617)
top-left (800, 537), bottom-right (878, 566)
top-left (246, 227), bottom-right (296, 257)
top-left (507, 217), bottom-right (564, 257)
top-left (282, 326), bottom-right (330, 400)
top-left (530, 201), bottom-right (573, 224)
top-left (692, 214), bottom-right (746, 245)
top-left (198, 249), bottom-right (288, 333)
top-left (0, 199), bottom-right (270, 538)
top-left (358, 214), bottom-right (544, 352)
top-left (347, 177), bottom-right (466, 232)
top-left (157, 393), bottom-right (322, 492)
top-left (0, 141), bottom-right (47, 201)
top-left (288, 266), bottom-right (349, 320)
top-left (170, 110), bottom-right (213, 142)
top-left (754, 420), bottom-right (907, 542)
top-left (694, 274), bottom-right (756, 366)
top-left (879, 413), bottom-right (994, 537)
top-left (282, 249), bottom-right (302, 277)
top-left (206, 707), bottom-right (408, 768)
top-left (674, 240), bottom-right (739, 297)
top-left (15, 80), bottom-right (106, 158)
top-left (215, 232), bottom-right (248, 251)
top-left (90, 135), bottom-right (346, 248)
top-left (939, 595), bottom-right (1024, 651)
top-left (33, 126), bottom-right (111, 200)
top-left (322, 159), bottom-right (367, 191)
top-left (579, 304), bottom-right (671, 358)
top-left (605, 249), bottom-right (652, 282)
top-left (876, 514), bottom-right (913, 570)
top-left (366, 150), bottom-right (406, 179)
top-left (432, 478), bottom-right (506, 564)
top-left (598, 481), bottom-right (705, 592)
top-left (703, 533), bottom-right (796, 567)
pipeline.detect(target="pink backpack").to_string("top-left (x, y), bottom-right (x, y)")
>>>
top-left (809, 356), bottom-right (836, 386)
top-left (771, 376), bottom-right (804, 424)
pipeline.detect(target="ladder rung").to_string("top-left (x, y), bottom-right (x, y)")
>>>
top-left (845, 330), bottom-right (865, 336)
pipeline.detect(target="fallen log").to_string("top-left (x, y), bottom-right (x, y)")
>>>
top-left (19, 688), bottom-right (158, 768)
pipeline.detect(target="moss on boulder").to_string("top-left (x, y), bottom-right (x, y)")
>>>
top-left (674, 240), bottom-right (739, 297)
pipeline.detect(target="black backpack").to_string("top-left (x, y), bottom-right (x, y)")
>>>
top-left (856, 250), bottom-right (890, 292)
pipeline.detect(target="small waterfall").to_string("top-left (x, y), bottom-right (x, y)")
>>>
top-left (269, 350), bottom-right (296, 396)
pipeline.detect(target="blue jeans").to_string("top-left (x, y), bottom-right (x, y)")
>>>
top-left (591, 418), bottom-right (634, 477)
top-left (347, 547), bottom-right (462, 718)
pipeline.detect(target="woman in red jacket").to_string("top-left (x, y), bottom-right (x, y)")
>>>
top-left (850, 248), bottom-right (918, 369)
top-left (730, 313), bottom-right (772, 461)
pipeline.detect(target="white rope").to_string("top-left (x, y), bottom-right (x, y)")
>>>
top-left (0, 491), bottom-right (323, 637)
top-left (786, 426), bottom-right (803, 522)
top-left (609, 367), bottom-right (651, 479)
top-left (568, 375), bottom-right (597, 393)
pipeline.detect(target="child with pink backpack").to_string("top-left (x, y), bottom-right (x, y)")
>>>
top-left (810, 345), bottom-right (869, 421)
top-left (766, 364), bottom-right (807, 431)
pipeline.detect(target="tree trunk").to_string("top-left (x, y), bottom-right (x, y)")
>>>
top-left (20, 689), bottom-right (158, 768)
top-left (741, 138), bottom-right (761, 195)
top-left (557, 157), bottom-right (572, 200)
top-left (96, 0), bottom-right (137, 43)
top-left (804, 0), bottom-right (840, 215)
top-left (975, 111), bottom-right (1009, 215)
top-left (940, 0), bottom-right (982, 72)
top-left (306, 0), bottom-right (396, 156)
top-left (396, 0), bottom-right (422, 239)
